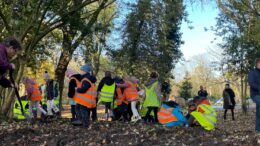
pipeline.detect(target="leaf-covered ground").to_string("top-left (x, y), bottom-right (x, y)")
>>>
top-left (0, 110), bottom-right (259, 146)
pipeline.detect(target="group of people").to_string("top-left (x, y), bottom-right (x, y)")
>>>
top-left (18, 72), bottom-right (60, 119)
top-left (1, 37), bottom-right (260, 133)
top-left (62, 64), bottom-right (218, 130)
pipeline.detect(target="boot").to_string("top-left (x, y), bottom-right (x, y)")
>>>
top-left (224, 114), bottom-right (226, 120)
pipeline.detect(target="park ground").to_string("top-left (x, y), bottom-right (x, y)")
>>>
top-left (0, 109), bottom-right (259, 146)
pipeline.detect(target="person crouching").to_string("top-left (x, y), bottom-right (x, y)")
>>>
top-left (186, 96), bottom-right (217, 131)
top-left (158, 100), bottom-right (187, 127)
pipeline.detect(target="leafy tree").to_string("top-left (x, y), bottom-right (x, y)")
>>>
top-left (110, 0), bottom-right (185, 82)
top-left (215, 0), bottom-right (260, 113)
top-left (179, 72), bottom-right (193, 100)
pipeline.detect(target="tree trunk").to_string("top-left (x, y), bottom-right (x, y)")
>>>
top-left (55, 32), bottom-right (74, 113)
top-left (241, 75), bottom-right (247, 114)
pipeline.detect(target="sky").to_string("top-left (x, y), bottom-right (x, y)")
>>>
top-left (180, 2), bottom-right (219, 59)
top-left (108, 1), bottom-right (221, 79)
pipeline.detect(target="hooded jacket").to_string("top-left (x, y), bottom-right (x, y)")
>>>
top-left (0, 44), bottom-right (12, 88)
top-left (97, 76), bottom-right (115, 92)
top-left (68, 74), bottom-right (81, 98)
top-left (77, 73), bottom-right (97, 93)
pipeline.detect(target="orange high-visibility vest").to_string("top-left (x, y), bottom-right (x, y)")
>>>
top-left (124, 81), bottom-right (138, 101)
top-left (115, 88), bottom-right (128, 106)
top-left (158, 106), bottom-right (177, 124)
top-left (31, 84), bottom-right (42, 101)
top-left (74, 78), bottom-right (97, 108)
top-left (198, 99), bottom-right (211, 113)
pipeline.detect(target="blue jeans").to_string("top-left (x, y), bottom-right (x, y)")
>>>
top-left (252, 95), bottom-right (260, 131)
top-left (80, 105), bottom-right (90, 128)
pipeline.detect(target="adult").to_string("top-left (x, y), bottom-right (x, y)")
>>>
top-left (0, 37), bottom-right (21, 88)
top-left (248, 58), bottom-right (260, 133)
top-left (222, 84), bottom-right (236, 120)
top-left (198, 86), bottom-right (208, 97)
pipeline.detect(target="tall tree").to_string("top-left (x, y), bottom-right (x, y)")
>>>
top-left (111, 0), bottom-right (185, 82)
top-left (179, 72), bottom-right (193, 100)
top-left (0, 0), bottom-right (105, 117)
top-left (55, 0), bottom-right (115, 110)
top-left (215, 0), bottom-right (260, 113)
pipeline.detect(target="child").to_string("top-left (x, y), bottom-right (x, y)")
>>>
top-left (72, 64), bottom-right (97, 128)
top-left (143, 72), bottom-right (161, 123)
top-left (186, 96), bottom-right (217, 131)
top-left (44, 72), bottom-right (60, 117)
top-left (116, 75), bottom-right (141, 122)
top-left (22, 77), bottom-right (47, 119)
top-left (158, 100), bottom-right (187, 127)
top-left (112, 77), bottom-right (129, 121)
top-left (97, 71), bottom-right (116, 121)
top-left (66, 68), bottom-right (81, 122)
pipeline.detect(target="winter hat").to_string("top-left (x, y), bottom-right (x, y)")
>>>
top-left (80, 64), bottom-right (92, 73)
top-left (66, 68), bottom-right (78, 78)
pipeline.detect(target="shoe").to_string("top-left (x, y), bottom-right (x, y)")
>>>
top-left (131, 116), bottom-right (142, 123)
top-left (72, 120), bottom-right (82, 126)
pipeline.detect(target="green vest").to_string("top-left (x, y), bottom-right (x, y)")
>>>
top-left (99, 83), bottom-right (116, 102)
top-left (139, 106), bottom-right (154, 117)
top-left (13, 100), bottom-right (29, 120)
top-left (143, 81), bottom-right (160, 108)
top-left (191, 104), bottom-right (217, 131)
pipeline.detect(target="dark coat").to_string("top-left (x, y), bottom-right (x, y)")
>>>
top-left (97, 77), bottom-right (115, 92)
top-left (198, 89), bottom-right (208, 97)
top-left (0, 44), bottom-right (12, 88)
top-left (68, 74), bottom-right (81, 98)
top-left (248, 68), bottom-right (260, 97)
top-left (76, 73), bottom-right (97, 93)
top-left (223, 88), bottom-right (236, 109)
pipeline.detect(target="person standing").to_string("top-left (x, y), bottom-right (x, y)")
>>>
top-left (72, 64), bottom-right (97, 128)
top-left (117, 74), bottom-right (141, 122)
top-left (97, 71), bottom-right (116, 121)
top-left (66, 68), bottom-right (81, 122)
top-left (44, 72), bottom-right (60, 117)
top-left (143, 72), bottom-right (162, 123)
top-left (112, 77), bottom-right (129, 121)
top-left (222, 84), bottom-right (236, 120)
top-left (198, 86), bottom-right (208, 97)
top-left (22, 77), bottom-right (47, 119)
top-left (249, 58), bottom-right (260, 133)
top-left (0, 37), bottom-right (21, 88)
